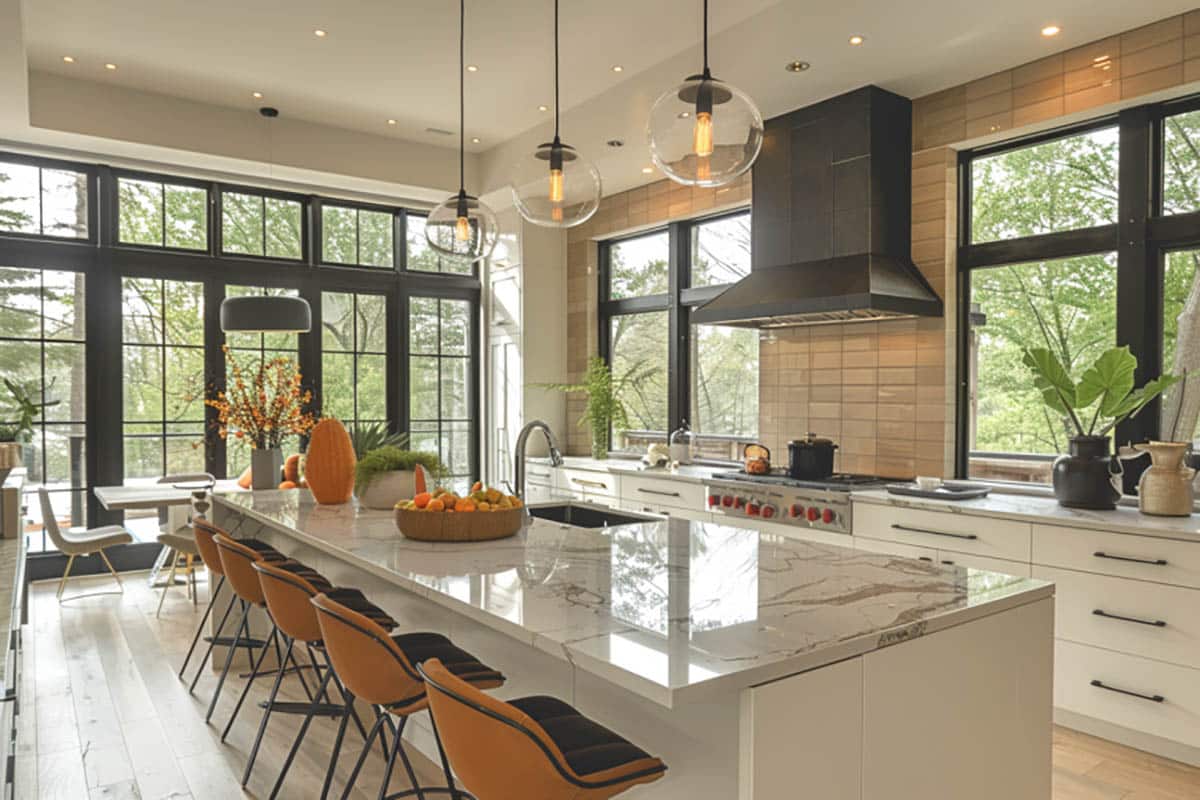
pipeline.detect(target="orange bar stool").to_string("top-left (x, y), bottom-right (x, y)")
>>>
top-left (312, 592), bottom-right (506, 800)
top-left (180, 519), bottom-right (264, 688)
top-left (250, 559), bottom-right (401, 800)
top-left (419, 658), bottom-right (667, 800)
top-left (209, 533), bottom-right (296, 733)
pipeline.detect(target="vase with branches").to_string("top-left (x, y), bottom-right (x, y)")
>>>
top-left (535, 357), bottom-right (638, 460)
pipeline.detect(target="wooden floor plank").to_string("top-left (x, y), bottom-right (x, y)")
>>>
top-left (17, 574), bottom-right (1200, 799)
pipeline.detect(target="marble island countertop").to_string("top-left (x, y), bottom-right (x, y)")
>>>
top-left (215, 490), bottom-right (1051, 707)
top-left (853, 488), bottom-right (1200, 542)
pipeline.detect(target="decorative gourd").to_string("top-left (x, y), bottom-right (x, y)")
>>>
top-left (304, 418), bottom-right (356, 505)
top-left (278, 480), bottom-right (298, 490)
top-left (237, 466), bottom-right (253, 490)
top-left (283, 454), bottom-right (302, 484)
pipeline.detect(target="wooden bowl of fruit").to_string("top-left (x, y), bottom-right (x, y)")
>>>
top-left (393, 482), bottom-right (525, 542)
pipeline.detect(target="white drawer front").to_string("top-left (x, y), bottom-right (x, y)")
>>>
top-left (524, 464), bottom-right (557, 486)
top-left (853, 502), bottom-right (1031, 562)
top-left (559, 468), bottom-right (616, 499)
top-left (853, 536), bottom-right (938, 563)
top-left (1035, 565), bottom-right (1200, 669)
top-left (1033, 524), bottom-right (1200, 589)
top-left (1055, 639), bottom-right (1200, 749)
top-left (618, 474), bottom-right (705, 512)
top-left (934, 551), bottom-right (1031, 578)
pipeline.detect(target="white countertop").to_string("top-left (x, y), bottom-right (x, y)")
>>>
top-left (853, 489), bottom-right (1200, 542)
top-left (214, 490), bottom-right (1051, 707)
top-left (528, 455), bottom-right (731, 484)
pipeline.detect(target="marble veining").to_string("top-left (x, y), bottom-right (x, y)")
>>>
top-left (853, 489), bottom-right (1200, 542)
top-left (215, 491), bottom-right (1051, 706)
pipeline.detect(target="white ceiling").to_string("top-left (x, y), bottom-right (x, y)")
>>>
top-left (20, 0), bottom-right (1200, 197)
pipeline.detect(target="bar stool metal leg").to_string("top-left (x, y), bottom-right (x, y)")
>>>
top-left (179, 575), bottom-right (224, 680)
top-left (205, 599), bottom-right (250, 723)
top-left (221, 623), bottom-right (280, 739)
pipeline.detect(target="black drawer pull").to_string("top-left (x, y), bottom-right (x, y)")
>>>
top-left (1093, 609), bottom-right (1167, 628)
top-left (1094, 551), bottom-right (1168, 566)
top-left (892, 523), bottom-right (978, 541)
top-left (636, 488), bottom-right (681, 498)
top-left (1090, 679), bottom-right (1164, 703)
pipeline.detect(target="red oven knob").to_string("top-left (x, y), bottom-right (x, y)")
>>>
top-left (790, 504), bottom-right (804, 518)
top-left (708, 494), bottom-right (720, 507)
top-left (735, 496), bottom-right (747, 509)
top-left (806, 507), bottom-right (820, 522)
top-left (721, 495), bottom-right (734, 508)
top-left (821, 508), bottom-right (835, 524)
top-left (747, 502), bottom-right (761, 516)
top-left (761, 504), bottom-right (777, 519)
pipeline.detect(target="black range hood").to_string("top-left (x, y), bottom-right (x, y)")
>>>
top-left (692, 86), bottom-right (942, 328)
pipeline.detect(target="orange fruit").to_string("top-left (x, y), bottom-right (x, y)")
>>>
top-left (470, 481), bottom-right (483, 493)
top-left (413, 492), bottom-right (432, 509)
top-left (427, 498), bottom-right (445, 512)
top-left (455, 498), bottom-right (477, 513)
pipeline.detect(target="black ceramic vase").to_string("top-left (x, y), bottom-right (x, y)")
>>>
top-left (1052, 435), bottom-right (1122, 510)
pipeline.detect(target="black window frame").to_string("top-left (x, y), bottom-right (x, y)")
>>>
top-left (0, 152), bottom-right (97, 243)
top-left (956, 94), bottom-right (1200, 485)
top-left (216, 183), bottom-right (309, 263)
top-left (315, 198), bottom-right (402, 270)
top-left (0, 150), bottom-right (482, 572)
top-left (113, 169), bottom-right (213, 253)
top-left (598, 207), bottom-right (751, 450)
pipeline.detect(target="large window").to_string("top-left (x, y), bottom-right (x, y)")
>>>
top-left (322, 291), bottom-right (388, 428)
top-left (117, 176), bottom-right (208, 250)
top-left (222, 190), bottom-right (303, 260)
top-left (0, 159), bottom-right (89, 239)
top-left (960, 97), bottom-right (1200, 484)
top-left (322, 204), bottom-right (393, 268)
top-left (600, 210), bottom-right (756, 455)
top-left (0, 267), bottom-right (87, 552)
top-left (409, 296), bottom-right (474, 489)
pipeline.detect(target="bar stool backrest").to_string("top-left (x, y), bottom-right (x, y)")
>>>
top-left (213, 533), bottom-right (269, 606)
top-left (192, 519), bottom-right (228, 576)
top-left (253, 560), bottom-right (325, 643)
top-left (311, 593), bottom-right (423, 709)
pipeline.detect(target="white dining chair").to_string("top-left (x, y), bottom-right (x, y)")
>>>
top-left (39, 487), bottom-right (134, 602)
top-left (154, 473), bottom-right (215, 616)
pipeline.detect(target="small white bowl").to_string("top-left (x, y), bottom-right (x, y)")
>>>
top-left (914, 476), bottom-right (943, 491)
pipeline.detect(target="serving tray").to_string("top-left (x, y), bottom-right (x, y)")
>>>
top-left (885, 482), bottom-right (992, 501)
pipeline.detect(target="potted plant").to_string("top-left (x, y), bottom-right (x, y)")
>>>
top-left (206, 347), bottom-right (317, 490)
top-left (1023, 346), bottom-right (1180, 509)
top-left (535, 357), bottom-right (644, 460)
top-left (349, 421), bottom-right (409, 459)
top-left (0, 379), bottom-right (59, 484)
top-left (354, 445), bottom-right (445, 510)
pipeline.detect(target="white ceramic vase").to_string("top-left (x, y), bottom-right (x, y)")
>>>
top-left (358, 470), bottom-right (419, 510)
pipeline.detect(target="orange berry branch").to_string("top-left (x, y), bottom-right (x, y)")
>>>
top-left (205, 345), bottom-right (316, 450)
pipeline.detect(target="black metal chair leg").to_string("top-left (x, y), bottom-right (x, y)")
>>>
top-left (325, 652), bottom-right (382, 760)
top-left (241, 635), bottom-right (294, 783)
top-left (221, 624), bottom-right (278, 739)
top-left (378, 715), bottom-right (405, 800)
top-left (188, 582), bottom-right (239, 692)
top-left (317, 690), bottom-right (356, 800)
top-left (264, 651), bottom-right (338, 799)
top-left (178, 575), bottom-right (223, 680)
top-left (205, 600), bottom-right (250, 722)
top-left (391, 715), bottom-right (430, 800)
top-left (340, 711), bottom-right (388, 800)
top-left (429, 712), bottom-right (461, 800)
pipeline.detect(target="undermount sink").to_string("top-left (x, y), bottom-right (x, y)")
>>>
top-left (526, 502), bottom-right (660, 529)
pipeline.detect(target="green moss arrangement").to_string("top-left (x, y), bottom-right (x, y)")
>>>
top-left (354, 446), bottom-right (446, 495)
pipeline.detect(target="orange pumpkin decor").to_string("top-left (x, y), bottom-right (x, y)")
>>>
top-left (277, 480), bottom-right (298, 490)
top-left (237, 466), bottom-right (253, 490)
top-left (283, 453), bottom-right (302, 484)
top-left (304, 418), bottom-right (356, 505)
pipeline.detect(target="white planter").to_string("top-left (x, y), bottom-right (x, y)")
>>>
top-left (358, 470), bottom-right (419, 510)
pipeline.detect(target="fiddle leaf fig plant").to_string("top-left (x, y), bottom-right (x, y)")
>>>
top-left (534, 357), bottom-right (649, 459)
top-left (1, 378), bottom-right (59, 443)
top-left (1022, 346), bottom-right (1182, 438)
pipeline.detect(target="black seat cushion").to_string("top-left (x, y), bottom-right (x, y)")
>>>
top-left (509, 696), bottom-right (658, 778)
top-left (326, 587), bottom-right (399, 631)
top-left (274, 560), bottom-right (334, 593)
top-left (388, 632), bottom-right (504, 707)
top-left (238, 538), bottom-right (287, 562)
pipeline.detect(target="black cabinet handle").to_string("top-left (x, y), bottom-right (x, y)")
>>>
top-left (636, 488), bottom-right (681, 498)
top-left (892, 523), bottom-right (978, 541)
top-left (1090, 679), bottom-right (1164, 703)
top-left (1092, 609), bottom-right (1167, 627)
top-left (1094, 551), bottom-right (1168, 566)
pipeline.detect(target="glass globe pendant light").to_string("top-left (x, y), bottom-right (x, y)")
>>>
top-left (646, 0), bottom-right (763, 187)
top-left (510, 0), bottom-right (601, 228)
top-left (425, 0), bottom-right (498, 263)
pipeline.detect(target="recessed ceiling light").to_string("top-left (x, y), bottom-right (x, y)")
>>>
top-left (538, 104), bottom-right (549, 112)
top-left (848, 35), bottom-right (865, 46)
top-left (104, 63), bottom-right (118, 70)
top-left (1041, 25), bottom-right (1060, 37)
top-left (313, 28), bottom-right (328, 38)
top-left (607, 139), bottom-right (624, 148)
top-left (61, 55), bottom-right (75, 64)
top-left (641, 166), bottom-right (654, 174)
top-left (678, 110), bottom-right (691, 119)
top-left (785, 60), bottom-right (810, 73)
top-left (252, 91), bottom-right (264, 99)
top-left (611, 65), bottom-right (623, 72)
top-left (387, 118), bottom-right (397, 125)
top-left (472, 137), bottom-right (482, 144)
top-left (1093, 54), bottom-right (1110, 63)
top-left (466, 64), bottom-right (479, 72)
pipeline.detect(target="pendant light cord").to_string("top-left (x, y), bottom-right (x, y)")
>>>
top-left (553, 0), bottom-right (560, 139)
top-left (702, 0), bottom-right (709, 72)
top-left (459, 0), bottom-right (465, 190)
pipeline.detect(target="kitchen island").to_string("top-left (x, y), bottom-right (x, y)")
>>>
top-left (214, 490), bottom-right (1054, 799)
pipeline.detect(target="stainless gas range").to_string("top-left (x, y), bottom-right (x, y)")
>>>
top-left (704, 471), bottom-right (888, 535)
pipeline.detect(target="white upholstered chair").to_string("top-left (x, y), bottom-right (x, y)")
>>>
top-left (39, 487), bottom-right (133, 601)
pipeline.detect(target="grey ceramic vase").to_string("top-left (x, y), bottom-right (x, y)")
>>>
top-left (251, 447), bottom-right (283, 490)
top-left (1052, 436), bottom-right (1122, 510)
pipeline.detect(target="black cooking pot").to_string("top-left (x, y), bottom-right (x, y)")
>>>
top-left (788, 434), bottom-right (838, 480)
